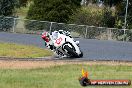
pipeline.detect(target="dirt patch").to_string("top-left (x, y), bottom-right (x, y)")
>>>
top-left (0, 59), bottom-right (132, 69)
top-left (0, 60), bottom-right (62, 69)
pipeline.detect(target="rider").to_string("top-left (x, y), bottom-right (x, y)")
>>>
top-left (41, 31), bottom-right (65, 57)
top-left (42, 30), bottom-right (79, 48)
top-left (41, 30), bottom-right (79, 57)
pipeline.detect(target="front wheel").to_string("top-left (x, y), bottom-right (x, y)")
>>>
top-left (64, 45), bottom-right (81, 58)
top-left (79, 51), bottom-right (83, 58)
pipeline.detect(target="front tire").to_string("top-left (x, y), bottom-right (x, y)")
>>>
top-left (79, 51), bottom-right (83, 58)
top-left (64, 45), bottom-right (80, 58)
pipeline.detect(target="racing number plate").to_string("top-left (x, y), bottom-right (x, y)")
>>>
top-left (55, 37), bottom-right (63, 45)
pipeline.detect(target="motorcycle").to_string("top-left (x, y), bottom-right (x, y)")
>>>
top-left (53, 32), bottom-right (83, 58)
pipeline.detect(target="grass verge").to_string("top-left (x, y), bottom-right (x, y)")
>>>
top-left (0, 63), bottom-right (131, 88)
top-left (0, 42), bottom-right (52, 58)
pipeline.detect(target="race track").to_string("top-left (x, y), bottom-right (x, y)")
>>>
top-left (0, 32), bottom-right (132, 61)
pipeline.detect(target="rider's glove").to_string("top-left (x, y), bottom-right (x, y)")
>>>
top-left (46, 44), bottom-right (54, 50)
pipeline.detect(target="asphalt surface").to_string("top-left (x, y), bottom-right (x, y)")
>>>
top-left (0, 32), bottom-right (132, 61)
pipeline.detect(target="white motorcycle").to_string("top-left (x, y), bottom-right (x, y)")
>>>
top-left (53, 32), bottom-right (83, 58)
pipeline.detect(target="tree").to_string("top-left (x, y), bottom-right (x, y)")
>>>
top-left (19, 0), bottom-right (28, 7)
top-left (26, 0), bottom-right (81, 23)
top-left (102, 8), bottom-right (115, 28)
top-left (126, 1), bottom-right (132, 29)
top-left (69, 6), bottom-right (103, 26)
top-left (19, 0), bottom-right (32, 7)
top-left (0, 0), bottom-right (18, 16)
top-left (113, 0), bottom-right (132, 29)
top-left (0, 0), bottom-right (19, 31)
top-left (100, 0), bottom-right (121, 7)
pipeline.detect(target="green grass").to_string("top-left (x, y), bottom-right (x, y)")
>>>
top-left (0, 43), bottom-right (53, 58)
top-left (0, 64), bottom-right (131, 88)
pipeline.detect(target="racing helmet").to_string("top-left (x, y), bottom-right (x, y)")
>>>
top-left (41, 32), bottom-right (50, 42)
